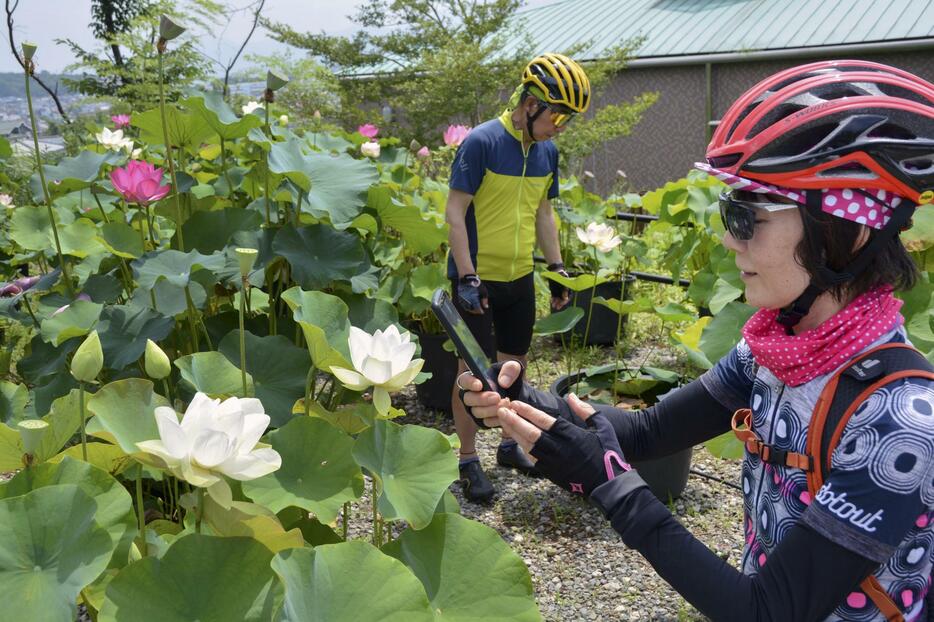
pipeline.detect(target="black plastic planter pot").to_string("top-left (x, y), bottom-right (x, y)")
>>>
top-left (412, 329), bottom-right (458, 413)
top-left (556, 275), bottom-right (636, 346)
top-left (548, 372), bottom-right (693, 501)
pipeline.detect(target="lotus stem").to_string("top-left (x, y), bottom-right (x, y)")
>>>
top-left (157, 50), bottom-right (184, 252)
top-left (371, 476), bottom-right (379, 546)
top-left (183, 285), bottom-right (199, 352)
top-left (263, 106), bottom-right (271, 226)
top-left (238, 278), bottom-right (248, 397)
top-left (613, 270), bottom-right (626, 390)
top-left (78, 383), bottom-right (88, 461)
top-left (219, 137), bottom-right (234, 197)
top-left (136, 471), bottom-right (148, 557)
top-left (20, 294), bottom-right (40, 330)
top-left (162, 378), bottom-right (173, 407)
top-left (577, 248), bottom-right (600, 393)
top-left (304, 367), bottom-right (315, 416)
top-left (195, 486), bottom-right (205, 534)
top-left (24, 61), bottom-right (73, 296)
top-left (342, 501), bottom-right (350, 540)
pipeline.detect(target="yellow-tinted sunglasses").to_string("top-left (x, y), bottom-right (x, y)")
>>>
top-left (546, 103), bottom-right (576, 127)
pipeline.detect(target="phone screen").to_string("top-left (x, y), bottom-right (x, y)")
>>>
top-left (430, 289), bottom-right (494, 390)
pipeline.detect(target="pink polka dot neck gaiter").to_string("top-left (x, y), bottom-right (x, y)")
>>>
top-left (741, 286), bottom-right (904, 387)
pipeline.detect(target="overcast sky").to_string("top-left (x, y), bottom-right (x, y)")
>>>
top-left (0, 0), bottom-right (558, 73)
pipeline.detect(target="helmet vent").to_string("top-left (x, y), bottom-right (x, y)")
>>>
top-left (817, 162), bottom-right (877, 179)
top-left (708, 154), bottom-right (742, 168)
top-left (901, 157), bottom-right (934, 174)
top-left (747, 102), bottom-right (811, 138)
top-left (867, 122), bottom-right (916, 140)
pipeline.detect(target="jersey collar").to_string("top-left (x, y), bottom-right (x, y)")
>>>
top-left (498, 109), bottom-right (524, 143)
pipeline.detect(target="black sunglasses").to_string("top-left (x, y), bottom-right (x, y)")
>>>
top-left (718, 191), bottom-right (799, 241)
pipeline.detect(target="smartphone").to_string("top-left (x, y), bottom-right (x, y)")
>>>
top-left (430, 289), bottom-right (498, 393)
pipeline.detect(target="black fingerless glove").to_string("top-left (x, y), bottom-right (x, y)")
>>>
top-left (547, 262), bottom-right (570, 302)
top-left (457, 361), bottom-right (527, 429)
top-left (530, 410), bottom-right (631, 497)
top-left (456, 274), bottom-right (487, 312)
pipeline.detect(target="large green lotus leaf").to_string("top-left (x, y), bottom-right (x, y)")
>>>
top-left (242, 417), bottom-right (363, 522)
top-left (34, 388), bottom-right (84, 462)
top-left (305, 131), bottom-right (353, 153)
top-left (281, 287), bottom-right (351, 371)
top-left (377, 197), bottom-right (447, 254)
top-left (132, 106), bottom-right (215, 153)
top-left (344, 294), bottom-right (400, 334)
top-left (592, 295), bottom-right (654, 316)
top-left (201, 497), bottom-right (305, 553)
top-left (131, 249), bottom-right (226, 290)
top-left (218, 331), bottom-right (310, 427)
top-left (10, 206), bottom-right (103, 257)
top-left (533, 306), bottom-right (584, 336)
top-left (408, 263), bottom-right (448, 305)
top-left (99, 534), bottom-right (279, 622)
top-left (0, 484), bottom-right (115, 622)
top-left (277, 507), bottom-right (343, 546)
top-left (902, 206), bottom-right (934, 252)
top-left (708, 277), bottom-right (744, 315)
top-left (268, 137), bottom-right (313, 191)
top-left (699, 301), bottom-right (755, 363)
top-left (82, 274), bottom-right (125, 304)
top-left (180, 207), bottom-right (263, 253)
top-left (40, 299), bottom-right (103, 345)
top-left (98, 305), bottom-right (174, 371)
top-left (273, 224), bottom-right (370, 290)
top-left (352, 420), bottom-right (458, 529)
top-left (272, 542), bottom-right (434, 622)
top-left (99, 222), bottom-right (145, 259)
top-left (0, 422), bottom-right (23, 471)
top-left (50, 442), bottom-right (134, 477)
top-left (541, 271), bottom-right (611, 292)
top-left (85, 379), bottom-right (168, 455)
top-left (704, 430), bottom-right (746, 460)
top-left (18, 335), bottom-right (75, 383)
top-left (184, 91), bottom-right (263, 140)
top-left (299, 400), bottom-right (371, 435)
top-left (384, 513), bottom-right (541, 621)
top-left (0, 457), bottom-right (136, 568)
top-left (0, 381), bottom-right (27, 424)
top-left (303, 151), bottom-right (378, 229)
top-left (128, 279), bottom-right (207, 317)
top-left (653, 302), bottom-right (696, 323)
top-left (175, 351), bottom-right (254, 398)
top-left (30, 150), bottom-right (122, 200)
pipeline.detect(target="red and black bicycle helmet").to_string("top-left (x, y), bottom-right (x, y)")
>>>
top-left (707, 59), bottom-right (934, 205)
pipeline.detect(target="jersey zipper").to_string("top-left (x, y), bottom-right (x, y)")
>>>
top-left (510, 142), bottom-right (530, 282)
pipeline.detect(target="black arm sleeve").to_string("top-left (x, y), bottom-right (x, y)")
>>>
top-left (513, 377), bottom-right (735, 461)
top-left (592, 474), bottom-right (880, 622)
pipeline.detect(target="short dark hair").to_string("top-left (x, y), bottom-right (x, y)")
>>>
top-left (795, 202), bottom-right (920, 301)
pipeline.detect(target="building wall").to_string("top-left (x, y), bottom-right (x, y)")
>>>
top-left (583, 50), bottom-right (934, 195)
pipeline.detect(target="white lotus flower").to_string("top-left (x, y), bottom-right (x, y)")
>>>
top-left (95, 127), bottom-right (133, 152)
top-left (576, 222), bottom-right (622, 253)
top-left (242, 101), bottom-right (264, 115)
top-left (360, 141), bottom-right (381, 158)
top-left (279, 114), bottom-right (289, 126)
top-left (329, 325), bottom-right (424, 414)
top-left (0, 193), bottom-right (14, 209)
top-left (136, 392), bottom-right (281, 507)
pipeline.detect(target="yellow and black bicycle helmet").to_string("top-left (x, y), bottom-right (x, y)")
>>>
top-left (521, 53), bottom-right (591, 114)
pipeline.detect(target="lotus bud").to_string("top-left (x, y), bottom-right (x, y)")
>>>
top-left (235, 247), bottom-right (258, 278)
top-left (71, 330), bottom-right (103, 383)
top-left (279, 114), bottom-right (289, 126)
top-left (18, 420), bottom-right (48, 457)
top-left (409, 139), bottom-right (422, 153)
top-left (159, 15), bottom-right (185, 41)
top-left (144, 339), bottom-right (171, 380)
top-left (313, 110), bottom-right (321, 120)
top-left (21, 42), bottom-right (37, 61)
top-left (266, 70), bottom-right (289, 91)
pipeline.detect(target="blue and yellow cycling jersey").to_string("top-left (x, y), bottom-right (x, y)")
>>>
top-left (447, 109), bottom-right (559, 282)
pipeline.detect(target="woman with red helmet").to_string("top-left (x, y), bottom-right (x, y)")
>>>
top-left (459, 60), bottom-right (934, 620)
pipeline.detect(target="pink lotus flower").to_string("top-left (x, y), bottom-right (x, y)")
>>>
top-left (358, 123), bottom-right (379, 139)
top-left (110, 160), bottom-right (171, 206)
top-left (416, 146), bottom-right (430, 160)
top-left (0, 274), bottom-right (40, 297)
top-left (443, 124), bottom-right (470, 147)
top-left (111, 114), bottom-right (131, 129)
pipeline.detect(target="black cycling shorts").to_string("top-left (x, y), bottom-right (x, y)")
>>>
top-left (450, 272), bottom-right (536, 358)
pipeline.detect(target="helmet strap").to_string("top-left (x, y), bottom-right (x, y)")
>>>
top-left (526, 102), bottom-right (548, 142)
top-left (776, 189), bottom-right (915, 334)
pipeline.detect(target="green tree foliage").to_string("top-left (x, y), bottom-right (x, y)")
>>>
top-left (241, 52), bottom-right (343, 125)
top-left (56, 0), bottom-right (221, 111)
top-left (263, 0), bottom-right (534, 142)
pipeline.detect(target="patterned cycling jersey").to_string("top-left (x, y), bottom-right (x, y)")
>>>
top-left (447, 109), bottom-right (559, 282)
top-left (701, 326), bottom-right (934, 621)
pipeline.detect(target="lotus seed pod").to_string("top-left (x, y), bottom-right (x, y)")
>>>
top-left (21, 42), bottom-right (37, 61)
top-left (409, 139), bottom-right (422, 153)
top-left (235, 248), bottom-right (258, 278)
top-left (71, 330), bottom-right (103, 383)
top-left (266, 70), bottom-right (289, 91)
top-left (159, 15), bottom-right (185, 41)
top-left (18, 420), bottom-right (49, 456)
top-left (145, 339), bottom-right (171, 380)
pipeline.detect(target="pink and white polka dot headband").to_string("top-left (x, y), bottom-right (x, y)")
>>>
top-left (695, 162), bottom-right (904, 230)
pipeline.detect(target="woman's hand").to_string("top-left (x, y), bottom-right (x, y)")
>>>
top-left (497, 393), bottom-right (631, 496)
top-left (458, 360), bottom-right (523, 428)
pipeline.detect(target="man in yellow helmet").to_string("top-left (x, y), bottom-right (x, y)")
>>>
top-left (445, 53), bottom-right (591, 503)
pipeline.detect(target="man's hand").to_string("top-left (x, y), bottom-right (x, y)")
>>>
top-left (547, 262), bottom-right (570, 311)
top-left (456, 274), bottom-right (488, 314)
top-left (497, 393), bottom-right (630, 496)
